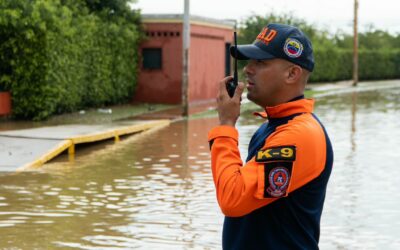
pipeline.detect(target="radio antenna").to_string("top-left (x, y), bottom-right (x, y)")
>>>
top-left (233, 31), bottom-right (238, 84)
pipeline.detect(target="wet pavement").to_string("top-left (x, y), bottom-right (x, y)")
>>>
top-left (0, 81), bottom-right (400, 249)
top-left (0, 120), bottom-right (169, 171)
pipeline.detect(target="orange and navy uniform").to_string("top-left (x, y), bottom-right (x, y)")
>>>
top-left (208, 97), bottom-right (333, 249)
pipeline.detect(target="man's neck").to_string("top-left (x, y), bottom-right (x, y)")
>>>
top-left (260, 94), bottom-right (305, 108)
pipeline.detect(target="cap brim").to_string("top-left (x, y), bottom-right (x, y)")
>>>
top-left (230, 44), bottom-right (276, 60)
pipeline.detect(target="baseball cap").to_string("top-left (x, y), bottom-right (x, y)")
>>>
top-left (230, 23), bottom-right (314, 72)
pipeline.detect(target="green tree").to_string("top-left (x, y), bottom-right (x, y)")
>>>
top-left (0, 0), bottom-right (143, 120)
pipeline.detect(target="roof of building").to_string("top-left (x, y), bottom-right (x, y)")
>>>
top-left (141, 14), bottom-right (236, 29)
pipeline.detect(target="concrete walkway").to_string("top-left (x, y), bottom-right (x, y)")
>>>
top-left (0, 120), bottom-right (170, 172)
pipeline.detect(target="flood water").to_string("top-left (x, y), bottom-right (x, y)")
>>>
top-left (1, 87), bottom-right (400, 249)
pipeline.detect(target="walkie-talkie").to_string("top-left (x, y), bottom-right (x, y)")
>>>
top-left (226, 31), bottom-right (238, 98)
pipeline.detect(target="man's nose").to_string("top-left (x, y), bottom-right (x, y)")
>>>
top-left (244, 63), bottom-right (254, 75)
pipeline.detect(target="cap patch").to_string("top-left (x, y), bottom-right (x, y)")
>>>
top-left (284, 38), bottom-right (303, 58)
top-left (256, 27), bottom-right (278, 46)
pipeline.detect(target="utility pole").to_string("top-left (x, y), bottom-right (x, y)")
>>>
top-left (182, 0), bottom-right (190, 116)
top-left (353, 0), bottom-right (359, 86)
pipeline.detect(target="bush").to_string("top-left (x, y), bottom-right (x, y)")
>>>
top-left (310, 49), bottom-right (352, 82)
top-left (358, 49), bottom-right (400, 80)
top-left (0, 0), bottom-right (143, 120)
top-left (311, 49), bottom-right (400, 82)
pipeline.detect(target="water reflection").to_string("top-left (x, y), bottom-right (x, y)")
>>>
top-left (0, 118), bottom-right (223, 249)
top-left (0, 87), bottom-right (400, 249)
top-left (317, 88), bottom-right (400, 250)
top-left (350, 92), bottom-right (357, 153)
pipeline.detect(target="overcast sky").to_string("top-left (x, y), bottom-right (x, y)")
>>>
top-left (131, 0), bottom-right (400, 34)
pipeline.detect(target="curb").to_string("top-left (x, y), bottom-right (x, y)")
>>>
top-left (15, 120), bottom-right (170, 171)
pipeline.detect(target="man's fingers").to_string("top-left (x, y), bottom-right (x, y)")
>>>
top-left (233, 82), bottom-right (245, 100)
top-left (219, 76), bottom-right (233, 96)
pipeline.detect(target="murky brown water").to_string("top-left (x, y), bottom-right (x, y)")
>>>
top-left (1, 87), bottom-right (400, 249)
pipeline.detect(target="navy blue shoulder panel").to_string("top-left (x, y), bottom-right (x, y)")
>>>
top-left (311, 113), bottom-right (334, 170)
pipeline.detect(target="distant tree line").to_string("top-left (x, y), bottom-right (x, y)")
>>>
top-left (0, 0), bottom-right (143, 120)
top-left (238, 14), bottom-right (400, 83)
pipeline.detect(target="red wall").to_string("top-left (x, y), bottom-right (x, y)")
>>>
top-left (134, 23), bottom-right (183, 104)
top-left (189, 24), bottom-right (233, 103)
top-left (135, 21), bottom-right (233, 104)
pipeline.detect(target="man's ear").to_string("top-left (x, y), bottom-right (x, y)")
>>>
top-left (286, 65), bottom-right (302, 84)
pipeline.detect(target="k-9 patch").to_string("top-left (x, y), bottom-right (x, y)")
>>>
top-left (264, 161), bottom-right (293, 198)
top-left (256, 145), bottom-right (296, 162)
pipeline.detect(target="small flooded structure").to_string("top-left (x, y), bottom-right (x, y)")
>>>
top-left (134, 14), bottom-right (235, 104)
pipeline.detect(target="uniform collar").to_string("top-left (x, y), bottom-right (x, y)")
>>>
top-left (253, 97), bottom-right (314, 119)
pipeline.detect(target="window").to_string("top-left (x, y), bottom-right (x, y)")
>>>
top-left (142, 48), bottom-right (162, 70)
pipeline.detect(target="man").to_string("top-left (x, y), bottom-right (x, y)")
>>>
top-left (208, 23), bottom-right (333, 249)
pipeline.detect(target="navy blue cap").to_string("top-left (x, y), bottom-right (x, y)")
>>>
top-left (230, 23), bottom-right (314, 72)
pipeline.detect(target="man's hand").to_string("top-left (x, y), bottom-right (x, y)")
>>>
top-left (216, 76), bottom-right (245, 127)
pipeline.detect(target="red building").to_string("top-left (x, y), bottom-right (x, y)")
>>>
top-left (134, 14), bottom-right (235, 104)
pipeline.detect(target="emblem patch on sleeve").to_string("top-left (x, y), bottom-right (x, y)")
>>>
top-left (256, 146), bottom-right (296, 162)
top-left (264, 161), bottom-right (293, 198)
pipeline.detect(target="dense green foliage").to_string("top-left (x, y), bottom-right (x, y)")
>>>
top-left (238, 14), bottom-right (400, 83)
top-left (0, 0), bottom-right (142, 120)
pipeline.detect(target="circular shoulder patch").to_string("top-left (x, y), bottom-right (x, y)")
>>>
top-left (283, 38), bottom-right (303, 58)
top-left (266, 167), bottom-right (290, 197)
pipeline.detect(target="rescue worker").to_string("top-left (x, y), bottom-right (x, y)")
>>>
top-left (208, 23), bottom-right (333, 249)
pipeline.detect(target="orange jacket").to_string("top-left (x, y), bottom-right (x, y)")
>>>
top-left (208, 98), bottom-right (328, 217)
